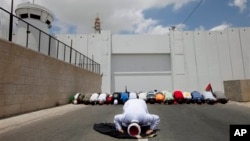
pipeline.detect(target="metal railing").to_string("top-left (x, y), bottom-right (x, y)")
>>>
top-left (0, 7), bottom-right (100, 74)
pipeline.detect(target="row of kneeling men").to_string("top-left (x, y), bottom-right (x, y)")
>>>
top-left (71, 90), bottom-right (229, 105)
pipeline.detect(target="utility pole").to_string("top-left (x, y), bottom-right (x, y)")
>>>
top-left (8, 0), bottom-right (14, 41)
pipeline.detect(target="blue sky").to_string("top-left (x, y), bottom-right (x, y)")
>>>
top-left (143, 0), bottom-right (250, 31)
top-left (1, 0), bottom-right (250, 34)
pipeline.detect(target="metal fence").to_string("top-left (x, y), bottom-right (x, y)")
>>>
top-left (0, 7), bottom-right (100, 74)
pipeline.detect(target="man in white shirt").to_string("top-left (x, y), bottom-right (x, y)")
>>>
top-left (129, 92), bottom-right (137, 99)
top-left (114, 99), bottom-right (160, 136)
top-left (202, 91), bottom-right (217, 104)
top-left (98, 93), bottom-right (107, 104)
top-left (90, 93), bottom-right (99, 105)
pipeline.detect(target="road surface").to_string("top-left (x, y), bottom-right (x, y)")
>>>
top-left (0, 102), bottom-right (250, 141)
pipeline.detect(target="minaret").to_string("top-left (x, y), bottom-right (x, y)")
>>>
top-left (14, 2), bottom-right (54, 52)
top-left (94, 15), bottom-right (101, 34)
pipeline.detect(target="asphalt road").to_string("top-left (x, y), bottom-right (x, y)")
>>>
top-left (0, 102), bottom-right (250, 141)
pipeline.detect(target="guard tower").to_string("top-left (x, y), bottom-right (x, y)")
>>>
top-left (14, 2), bottom-right (54, 53)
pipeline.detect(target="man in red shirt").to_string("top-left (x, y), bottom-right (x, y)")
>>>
top-left (173, 90), bottom-right (185, 104)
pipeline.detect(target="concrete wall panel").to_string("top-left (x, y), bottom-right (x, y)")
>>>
top-left (216, 30), bottom-right (233, 81)
top-left (170, 31), bottom-right (186, 91)
top-left (239, 28), bottom-right (250, 78)
top-left (111, 54), bottom-right (172, 92)
top-left (205, 32), bottom-right (223, 91)
top-left (112, 34), bottom-right (170, 54)
top-left (228, 29), bottom-right (245, 79)
top-left (193, 31), bottom-right (210, 90)
top-left (88, 31), bottom-right (112, 93)
top-left (183, 32), bottom-right (199, 91)
top-left (112, 72), bottom-right (172, 92)
top-left (174, 55), bottom-right (185, 74)
top-left (112, 54), bottom-right (171, 72)
top-left (172, 31), bottom-right (184, 54)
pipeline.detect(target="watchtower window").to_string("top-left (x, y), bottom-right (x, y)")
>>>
top-left (46, 20), bottom-right (51, 25)
top-left (30, 14), bottom-right (40, 20)
top-left (20, 14), bottom-right (28, 19)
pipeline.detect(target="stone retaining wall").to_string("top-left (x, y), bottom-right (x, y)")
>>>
top-left (0, 39), bottom-right (102, 118)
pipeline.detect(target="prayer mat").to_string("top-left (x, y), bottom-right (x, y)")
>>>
top-left (93, 123), bottom-right (158, 139)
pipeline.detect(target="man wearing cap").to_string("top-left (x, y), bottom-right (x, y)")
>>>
top-left (114, 99), bottom-right (160, 136)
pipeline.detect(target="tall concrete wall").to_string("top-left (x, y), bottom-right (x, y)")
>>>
top-left (55, 31), bottom-right (112, 93)
top-left (55, 27), bottom-right (250, 95)
top-left (171, 27), bottom-right (250, 92)
top-left (0, 39), bottom-right (102, 118)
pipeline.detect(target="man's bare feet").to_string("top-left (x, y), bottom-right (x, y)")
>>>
top-left (146, 129), bottom-right (153, 135)
top-left (118, 129), bottom-right (124, 133)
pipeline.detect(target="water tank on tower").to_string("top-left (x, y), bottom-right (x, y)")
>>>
top-left (14, 2), bottom-right (54, 53)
